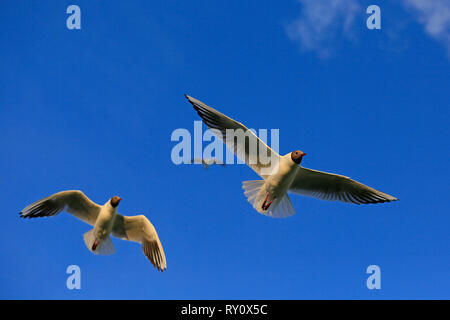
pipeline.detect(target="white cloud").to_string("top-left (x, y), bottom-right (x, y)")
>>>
top-left (402, 0), bottom-right (450, 56)
top-left (286, 0), bottom-right (450, 59)
top-left (286, 0), bottom-right (361, 57)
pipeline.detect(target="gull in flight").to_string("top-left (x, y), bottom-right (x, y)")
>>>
top-left (185, 95), bottom-right (398, 218)
top-left (191, 157), bottom-right (227, 169)
top-left (20, 191), bottom-right (167, 271)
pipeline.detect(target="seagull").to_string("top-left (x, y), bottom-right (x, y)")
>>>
top-left (185, 94), bottom-right (398, 218)
top-left (191, 157), bottom-right (227, 169)
top-left (19, 191), bottom-right (167, 271)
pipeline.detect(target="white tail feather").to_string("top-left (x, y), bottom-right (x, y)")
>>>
top-left (83, 229), bottom-right (116, 255)
top-left (242, 180), bottom-right (295, 218)
top-left (83, 229), bottom-right (96, 252)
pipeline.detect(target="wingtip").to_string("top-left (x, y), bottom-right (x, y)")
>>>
top-left (154, 265), bottom-right (167, 272)
top-left (386, 194), bottom-right (399, 202)
top-left (377, 197), bottom-right (399, 204)
top-left (18, 211), bottom-right (29, 218)
top-left (185, 94), bottom-right (198, 105)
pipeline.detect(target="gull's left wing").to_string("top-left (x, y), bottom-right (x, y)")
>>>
top-left (289, 167), bottom-right (398, 204)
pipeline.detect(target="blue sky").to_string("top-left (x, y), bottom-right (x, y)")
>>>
top-left (0, 0), bottom-right (449, 299)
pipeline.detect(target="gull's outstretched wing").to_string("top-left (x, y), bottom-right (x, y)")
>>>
top-left (19, 190), bottom-right (101, 225)
top-left (113, 214), bottom-right (167, 271)
top-left (289, 168), bottom-right (398, 204)
top-left (186, 95), bottom-right (279, 178)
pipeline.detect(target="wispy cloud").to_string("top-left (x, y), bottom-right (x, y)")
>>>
top-left (402, 0), bottom-right (450, 56)
top-left (286, 0), bottom-right (450, 59)
top-left (286, 0), bottom-right (361, 58)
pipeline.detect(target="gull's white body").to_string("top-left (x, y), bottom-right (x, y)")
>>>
top-left (247, 154), bottom-right (300, 216)
top-left (93, 200), bottom-right (117, 240)
top-left (82, 200), bottom-right (119, 255)
top-left (20, 191), bottom-right (167, 271)
top-left (186, 94), bottom-right (398, 218)
top-left (265, 153), bottom-right (300, 196)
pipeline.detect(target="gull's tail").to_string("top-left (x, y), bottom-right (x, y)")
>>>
top-left (242, 180), bottom-right (295, 218)
top-left (83, 229), bottom-right (116, 255)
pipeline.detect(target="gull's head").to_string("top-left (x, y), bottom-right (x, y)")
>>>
top-left (110, 196), bottom-right (122, 208)
top-left (291, 150), bottom-right (306, 165)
